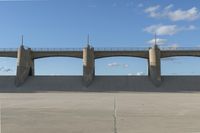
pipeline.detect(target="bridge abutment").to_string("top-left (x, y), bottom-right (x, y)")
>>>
top-left (83, 45), bottom-right (95, 86)
top-left (15, 45), bottom-right (34, 86)
top-left (149, 45), bottom-right (161, 86)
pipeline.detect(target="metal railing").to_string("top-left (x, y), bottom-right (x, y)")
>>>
top-left (32, 48), bottom-right (83, 52)
top-left (0, 47), bottom-right (200, 52)
top-left (160, 47), bottom-right (200, 51)
top-left (0, 48), bottom-right (18, 51)
top-left (94, 47), bottom-right (150, 51)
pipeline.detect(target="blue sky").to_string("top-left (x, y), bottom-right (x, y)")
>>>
top-left (0, 0), bottom-right (200, 75)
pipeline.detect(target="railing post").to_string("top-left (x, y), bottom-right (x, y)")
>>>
top-left (15, 45), bottom-right (34, 86)
top-left (83, 45), bottom-right (95, 86)
top-left (148, 45), bottom-right (161, 86)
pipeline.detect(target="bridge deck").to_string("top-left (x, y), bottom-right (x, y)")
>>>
top-left (0, 47), bottom-right (200, 59)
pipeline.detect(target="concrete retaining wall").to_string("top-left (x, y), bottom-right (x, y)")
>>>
top-left (0, 76), bottom-right (200, 92)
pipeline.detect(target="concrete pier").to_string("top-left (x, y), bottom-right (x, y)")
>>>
top-left (83, 45), bottom-right (95, 86)
top-left (15, 45), bottom-right (34, 86)
top-left (149, 45), bottom-right (161, 86)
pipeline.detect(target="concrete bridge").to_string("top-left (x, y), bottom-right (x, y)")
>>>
top-left (1, 45), bottom-right (200, 87)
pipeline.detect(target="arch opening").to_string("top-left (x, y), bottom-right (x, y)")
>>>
top-left (95, 57), bottom-right (148, 76)
top-left (0, 57), bottom-right (16, 76)
top-left (35, 57), bottom-right (82, 76)
top-left (161, 56), bottom-right (200, 75)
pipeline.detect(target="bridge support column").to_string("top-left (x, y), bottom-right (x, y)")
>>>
top-left (15, 45), bottom-right (34, 86)
top-left (83, 45), bottom-right (95, 86)
top-left (149, 45), bottom-right (161, 86)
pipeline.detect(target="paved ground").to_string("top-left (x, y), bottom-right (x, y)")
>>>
top-left (1, 92), bottom-right (200, 133)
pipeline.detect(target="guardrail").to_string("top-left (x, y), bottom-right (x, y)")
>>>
top-left (0, 48), bottom-right (18, 51)
top-left (32, 48), bottom-right (83, 51)
top-left (160, 47), bottom-right (200, 50)
top-left (0, 47), bottom-right (200, 52)
top-left (94, 47), bottom-right (150, 51)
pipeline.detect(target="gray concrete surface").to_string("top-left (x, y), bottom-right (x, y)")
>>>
top-left (1, 76), bottom-right (200, 92)
top-left (1, 92), bottom-right (200, 133)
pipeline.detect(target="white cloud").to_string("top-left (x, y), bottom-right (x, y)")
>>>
top-left (148, 38), bottom-right (167, 45)
top-left (136, 72), bottom-right (145, 76)
top-left (144, 24), bottom-right (196, 36)
top-left (107, 62), bottom-right (120, 67)
top-left (123, 64), bottom-right (129, 68)
top-left (168, 7), bottom-right (200, 21)
top-left (128, 72), bottom-right (146, 76)
top-left (144, 24), bottom-right (177, 35)
top-left (144, 5), bottom-right (160, 17)
top-left (0, 66), bottom-right (12, 72)
top-left (107, 62), bottom-right (129, 68)
top-left (182, 25), bottom-right (196, 30)
top-left (144, 5), bottom-right (200, 21)
top-left (128, 73), bottom-right (133, 76)
top-left (165, 4), bottom-right (174, 10)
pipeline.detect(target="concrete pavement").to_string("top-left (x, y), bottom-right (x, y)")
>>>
top-left (1, 92), bottom-right (200, 133)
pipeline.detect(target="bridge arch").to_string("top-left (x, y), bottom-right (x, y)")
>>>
top-left (33, 55), bottom-right (82, 60)
top-left (95, 56), bottom-right (148, 76)
top-left (161, 55), bottom-right (200, 58)
top-left (161, 56), bottom-right (200, 75)
top-left (160, 50), bottom-right (200, 58)
top-left (95, 55), bottom-right (148, 59)
top-left (32, 51), bottom-right (82, 59)
top-left (35, 57), bottom-right (83, 75)
top-left (94, 51), bottom-right (149, 59)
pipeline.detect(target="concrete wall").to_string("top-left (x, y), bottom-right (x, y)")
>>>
top-left (1, 76), bottom-right (200, 92)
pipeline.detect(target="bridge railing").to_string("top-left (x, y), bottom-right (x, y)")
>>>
top-left (1, 47), bottom-right (200, 52)
top-left (94, 47), bottom-right (150, 51)
top-left (0, 48), bottom-right (18, 51)
top-left (32, 48), bottom-right (83, 52)
top-left (160, 47), bottom-right (200, 51)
